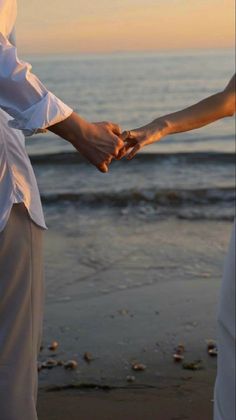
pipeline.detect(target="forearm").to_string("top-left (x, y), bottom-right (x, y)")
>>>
top-left (158, 91), bottom-right (235, 138)
top-left (120, 75), bottom-right (235, 160)
top-left (158, 76), bottom-right (236, 138)
top-left (48, 112), bottom-right (90, 148)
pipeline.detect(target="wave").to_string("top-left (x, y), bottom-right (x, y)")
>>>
top-left (41, 186), bottom-right (235, 207)
top-left (30, 151), bottom-right (235, 165)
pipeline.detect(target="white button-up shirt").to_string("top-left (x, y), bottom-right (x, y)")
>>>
top-left (0, 0), bottom-right (73, 232)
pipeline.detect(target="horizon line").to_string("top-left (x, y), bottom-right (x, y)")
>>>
top-left (20, 45), bottom-right (235, 57)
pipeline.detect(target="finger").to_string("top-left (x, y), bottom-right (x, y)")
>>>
top-left (105, 156), bottom-right (113, 166)
top-left (110, 123), bottom-right (122, 136)
top-left (97, 162), bottom-right (109, 173)
top-left (102, 154), bottom-right (114, 170)
top-left (112, 136), bottom-right (125, 158)
top-left (122, 130), bottom-right (133, 141)
top-left (116, 148), bottom-right (125, 160)
top-left (123, 137), bottom-right (138, 148)
top-left (117, 145), bottom-right (131, 160)
top-left (127, 144), bottom-right (142, 160)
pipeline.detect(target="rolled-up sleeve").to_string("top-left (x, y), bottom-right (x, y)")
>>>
top-left (0, 32), bottom-right (73, 136)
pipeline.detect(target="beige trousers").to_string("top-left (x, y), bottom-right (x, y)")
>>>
top-left (0, 204), bottom-right (45, 420)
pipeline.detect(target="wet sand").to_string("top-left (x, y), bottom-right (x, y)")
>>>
top-left (38, 382), bottom-right (214, 420)
top-left (37, 214), bottom-right (232, 419)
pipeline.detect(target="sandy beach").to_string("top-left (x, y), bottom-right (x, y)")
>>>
top-left (38, 383), bottom-right (214, 420)
top-left (36, 214), bottom-right (232, 420)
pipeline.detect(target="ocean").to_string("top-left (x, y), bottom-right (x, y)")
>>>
top-left (26, 49), bottom-right (235, 224)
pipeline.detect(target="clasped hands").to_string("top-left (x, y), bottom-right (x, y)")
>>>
top-left (81, 120), bottom-right (163, 172)
top-left (49, 111), bottom-right (164, 172)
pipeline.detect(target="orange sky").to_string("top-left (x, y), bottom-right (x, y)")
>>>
top-left (16, 0), bottom-right (235, 54)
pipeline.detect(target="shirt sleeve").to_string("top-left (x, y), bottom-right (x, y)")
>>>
top-left (0, 32), bottom-right (73, 136)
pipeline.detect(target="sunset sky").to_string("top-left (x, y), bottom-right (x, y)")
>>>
top-left (16, 0), bottom-right (235, 54)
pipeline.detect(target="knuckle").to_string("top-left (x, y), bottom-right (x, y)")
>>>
top-left (117, 138), bottom-right (124, 148)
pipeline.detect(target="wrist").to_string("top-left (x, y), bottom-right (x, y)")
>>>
top-left (149, 117), bottom-right (170, 141)
top-left (48, 112), bottom-right (93, 147)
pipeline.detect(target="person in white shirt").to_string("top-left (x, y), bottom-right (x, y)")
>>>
top-left (0, 1), bottom-right (123, 419)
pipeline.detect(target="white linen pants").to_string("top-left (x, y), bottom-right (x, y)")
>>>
top-left (214, 222), bottom-right (236, 420)
top-left (0, 203), bottom-right (45, 420)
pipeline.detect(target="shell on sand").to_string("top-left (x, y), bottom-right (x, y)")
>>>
top-left (208, 348), bottom-right (218, 357)
top-left (48, 341), bottom-right (59, 351)
top-left (131, 363), bottom-right (146, 372)
top-left (206, 339), bottom-right (218, 356)
top-left (173, 353), bottom-right (184, 362)
top-left (64, 360), bottom-right (78, 370)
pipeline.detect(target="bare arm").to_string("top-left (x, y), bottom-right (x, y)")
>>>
top-left (164, 74), bottom-right (235, 134)
top-left (120, 74), bottom-right (236, 159)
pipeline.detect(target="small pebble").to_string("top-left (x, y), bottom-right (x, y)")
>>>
top-left (208, 348), bottom-right (218, 357)
top-left (132, 363), bottom-right (146, 372)
top-left (173, 353), bottom-right (184, 362)
top-left (84, 352), bottom-right (93, 363)
top-left (206, 340), bottom-right (218, 356)
top-left (206, 340), bottom-right (216, 351)
top-left (48, 341), bottom-right (59, 351)
top-left (64, 360), bottom-right (78, 370)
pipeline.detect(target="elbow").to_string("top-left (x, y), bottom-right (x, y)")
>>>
top-left (226, 103), bottom-right (236, 118)
top-left (219, 90), bottom-right (236, 118)
top-left (225, 94), bottom-right (236, 117)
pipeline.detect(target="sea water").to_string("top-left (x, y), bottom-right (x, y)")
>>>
top-left (25, 49), bottom-right (235, 222)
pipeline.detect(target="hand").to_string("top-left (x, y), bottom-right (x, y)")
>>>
top-left (118, 118), bottom-right (168, 160)
top-left (74, 119), bottom-right (124, 173)
top-left (49, 112), bottom-right (124, 173)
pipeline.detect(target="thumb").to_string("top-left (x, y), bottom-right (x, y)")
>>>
top-left (117, 144), bottom-right (131, 160)
top-left (127, 143), bottom-right (142, 160)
